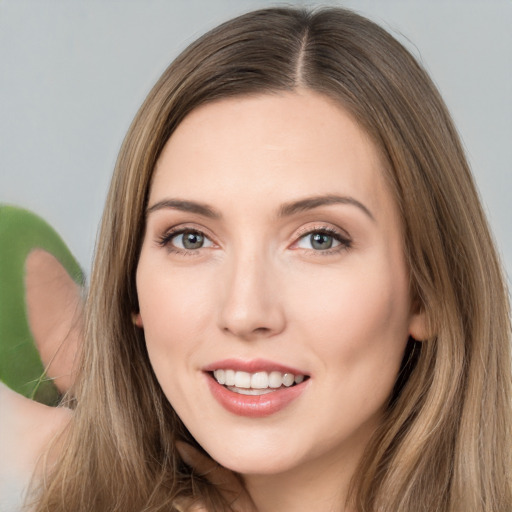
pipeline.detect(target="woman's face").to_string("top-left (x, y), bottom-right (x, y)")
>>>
top-left (136, 91), bottom-right (426, 477)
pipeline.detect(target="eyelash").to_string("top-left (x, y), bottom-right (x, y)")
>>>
top-left (157, 228), bottom-right (213, 257)
top-left (157, 225), bottom-right (352, 256)
top-left (293, 226), bottom-right (352, 255)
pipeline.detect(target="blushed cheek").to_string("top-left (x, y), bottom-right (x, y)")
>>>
top-left (293, 265), bottom-right (410, 371)
top-left (137, 265), bottom-right (218, 371)
top-left (140, 299), bottom-right (198, 407)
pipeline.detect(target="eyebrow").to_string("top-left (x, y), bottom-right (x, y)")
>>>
top-left (278, 194), bottom-right (375, 221)
top-left (146, 199), bottom-right (221, 219)
top-left (146, 194), bottom-right (374, 221)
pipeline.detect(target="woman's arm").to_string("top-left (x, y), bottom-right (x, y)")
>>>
top-left (0, 382), bottom-right (72, 511)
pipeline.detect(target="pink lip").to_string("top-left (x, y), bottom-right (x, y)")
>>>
top-left (202, 358), bottom-right (308, 375)
top-left (202, 359), bottom-right (310, 418)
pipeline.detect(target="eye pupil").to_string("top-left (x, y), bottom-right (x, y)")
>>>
top-left (183, 231), bottom-right (204, 249)
top-left (311, 232), bottom-right (333, 250)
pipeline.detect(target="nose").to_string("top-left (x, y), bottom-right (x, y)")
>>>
top-left (217, 250), bottom-right (286, 341)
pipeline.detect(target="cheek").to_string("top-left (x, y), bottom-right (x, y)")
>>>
top-left (136, 260), bottom-right (217, 376)
top-left (138, 257), bottom-right (213, 327)
top-left (288, 254), bottom-right (411, 372)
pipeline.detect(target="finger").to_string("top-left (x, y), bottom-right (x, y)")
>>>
top-left (176, 442), bottom-right (244, 488)
top-left (176, 441), bottom-right (236, 485)
top-left (176, 441), bottom-right (218, 475)
top-left (173, 496), bottom-right (208, 512)
top-left (176, 442), bottom-right (256, 511)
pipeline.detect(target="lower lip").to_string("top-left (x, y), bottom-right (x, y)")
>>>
top-left (205, 373), bottom-right (309, 418)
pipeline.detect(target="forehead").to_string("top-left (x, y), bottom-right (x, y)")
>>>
top-left (150, 91), bottom-right (393, 219)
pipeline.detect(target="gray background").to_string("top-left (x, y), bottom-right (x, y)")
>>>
top-left (1, 0), bottom-right (511, 283)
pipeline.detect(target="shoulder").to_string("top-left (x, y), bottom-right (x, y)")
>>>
top-left (0, 382), bottom-right (72, 510)
top-left (0, 382), bottom-right (72, 470)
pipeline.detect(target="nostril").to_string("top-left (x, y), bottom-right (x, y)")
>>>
top-left (253, 327), bottom-right (271, 334)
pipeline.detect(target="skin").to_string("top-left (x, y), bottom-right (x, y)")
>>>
top-left (25, 249), bottom-right (82, 392)
top-left (0, 383), bottom-right (71, 504)
top-left (0, 250), bottom-right (78, 507)
top-left (136, 90), bottom-right (427, 512)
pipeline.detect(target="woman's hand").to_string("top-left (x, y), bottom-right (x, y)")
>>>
top-left (175, 441), bottom-right (257, 512)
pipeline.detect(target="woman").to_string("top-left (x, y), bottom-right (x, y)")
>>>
top-left (18, 6), bottom-right (512, 511)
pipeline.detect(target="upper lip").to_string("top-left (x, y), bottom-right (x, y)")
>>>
top-left (202, 358), bottom-right (309, 376)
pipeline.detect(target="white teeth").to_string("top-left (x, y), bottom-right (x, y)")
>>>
top-left (225, 369), bottom-right (236, 386)
top-left (294, 374), bottom-right (304, 384)
top-left (282, 373), bottom-right (294, 387)
top-left (251, 372), bottom-right (269, 389)
top-left (269, 371), bottom-right (283, 388)
top-left (213, 369), bottom-right (226, 385)
top-left (234, 371), bottom-right (251, 388)
top-left (212, 369), bottom-right (307, 390)
top-left (227, 387), bottom-right (274, 395)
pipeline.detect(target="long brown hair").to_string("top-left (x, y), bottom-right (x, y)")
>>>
top-left (34, 7), bottom-right (511, 511)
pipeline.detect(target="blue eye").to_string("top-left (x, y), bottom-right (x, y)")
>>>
top-left (162, 230), bottom-right (214, 251)
top-left (296, 229), bottom-right (350, 251)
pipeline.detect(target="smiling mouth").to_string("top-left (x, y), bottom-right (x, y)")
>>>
top-left (210, 369), bottom-right (309, 396)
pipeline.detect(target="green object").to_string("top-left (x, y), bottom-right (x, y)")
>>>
top-left (0, 205), bottom-right (83, 405)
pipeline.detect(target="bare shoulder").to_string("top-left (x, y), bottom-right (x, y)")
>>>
top-left (0, 381), bottom-right (72, 479)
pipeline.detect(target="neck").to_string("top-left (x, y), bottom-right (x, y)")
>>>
top-left (242, 445), bottom-right (360, 512)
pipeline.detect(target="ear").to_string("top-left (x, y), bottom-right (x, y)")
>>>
top-left (408, 308), bottom-right (429, 342)
top-left (132, 312), bottom-right (144, 328)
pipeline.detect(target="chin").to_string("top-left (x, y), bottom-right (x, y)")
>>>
top-left (192, 428), bottom-right (310, 476)
top-left (212, 448), bottom-right (300, 476)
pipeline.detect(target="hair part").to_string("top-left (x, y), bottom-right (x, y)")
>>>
top-left (34, 7), bottom-right (511, 512)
